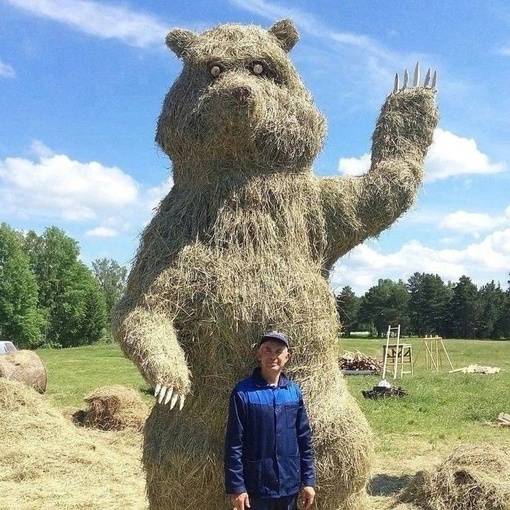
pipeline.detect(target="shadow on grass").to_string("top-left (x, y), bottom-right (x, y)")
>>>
top-left (368, 473), bottom-right (410, 496)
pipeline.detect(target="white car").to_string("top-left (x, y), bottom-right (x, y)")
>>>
top-left (0, 341), bottom-right (17, 354)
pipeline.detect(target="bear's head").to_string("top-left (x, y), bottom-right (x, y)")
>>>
top-left (156, 19), bottom-right (326, 184)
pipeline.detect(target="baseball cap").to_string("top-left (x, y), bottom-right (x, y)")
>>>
top-left (258, 331), bottom-right (290, 348)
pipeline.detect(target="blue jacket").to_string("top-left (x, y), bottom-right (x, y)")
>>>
top-left (224, 368), bottom-right (315, 498)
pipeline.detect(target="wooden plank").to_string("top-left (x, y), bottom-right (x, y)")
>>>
top-left (341, 370), bottom-right (378, 376)
top-left (449, 364), bottom-right (500, 374)
top-left (497, 412), bottom-right (510, 423)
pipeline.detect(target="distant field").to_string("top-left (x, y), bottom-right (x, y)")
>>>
top-left (37, 338), bottom-right (510, 443)
top-left (341, 337), bottom-right (510, 450)
top-left (34, 338), bottom-right (510, 509)
top-left (36, 343), bottom-right (149, 408)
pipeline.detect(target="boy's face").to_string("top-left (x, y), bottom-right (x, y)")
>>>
top-left (257, 339), bottom-right (290, 375)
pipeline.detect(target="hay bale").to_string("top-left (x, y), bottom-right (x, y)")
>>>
top-left (0, 349), bottom-right (47, 393)
top-left (0, 378), bottom-right (146, 510)
top-left (76, 385), bottom-right (148, 431)
top-left (398, 444), bottom-right (510, 509)
top-left (112, 18), bottom-right (437, 510)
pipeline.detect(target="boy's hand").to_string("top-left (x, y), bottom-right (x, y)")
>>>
top-left (230, 492), bottom-right (250, 510)
top-left (300, 486), bottom-right (315, 509)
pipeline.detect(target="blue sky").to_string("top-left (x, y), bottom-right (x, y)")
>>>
top-left (1, 0), bottom-right (509, 295)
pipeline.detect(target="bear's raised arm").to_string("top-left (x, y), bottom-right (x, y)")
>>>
top-left (320, 67), bottom-right (438, 270)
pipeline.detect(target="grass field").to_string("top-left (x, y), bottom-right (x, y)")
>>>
top-left (37, 343), bottom-right (149, 409)
top-left (341, 337), bottom-right (510, 445)
top-left (34, 338), bottom-right (510, 509)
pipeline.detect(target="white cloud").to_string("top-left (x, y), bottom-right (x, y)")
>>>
top-left (0, 59), bottom-right (15, 78)
top-left (228, 0), bottom-right (323, 37)
top-left (85, 226), bottom-right (118, 238)
top-left (4, 0), bottom-right (169, 48)
top-left (338, 153), bottom-right (370, 176)
top-left (0, 142), bottom-right (139, 221)
top-left (29, 140), bottom-right (55, 158)
top-left (146, 177), bottom-right (174, 213)
top-left (331, 241), bottom-right (463, 295)
top-left (466, 229), bottom-right (510, 272)
top-left (333, 127), bottom-right (509, 294)
top-left (228, 0), bottom-right (398, 60)
top-left (439, 210), bottom-right (509, 235)
top-left (337, 128), bottom-right (506, 181)
top-left (425, 128), bottom-right (505, 181)
top-left (331, 231), bottom-right (510, 295)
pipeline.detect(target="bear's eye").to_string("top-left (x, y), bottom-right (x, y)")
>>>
top-left (249, 61), bottom-right (280, 83)
top-left (209, 64), bottom-right (222, 78)
top-left (252, 62), bottom-right (264, 75)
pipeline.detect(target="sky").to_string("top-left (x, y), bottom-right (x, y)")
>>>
top-left (1, 0), bottom-right (510, 296)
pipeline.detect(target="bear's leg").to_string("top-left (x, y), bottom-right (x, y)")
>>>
top-left (307, 378), bottom-right (373, 510)
top-left (143, 400), bottom-right (227, 509)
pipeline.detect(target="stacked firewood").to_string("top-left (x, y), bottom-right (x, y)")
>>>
top-left (339, 350), bottom-right (382, 373)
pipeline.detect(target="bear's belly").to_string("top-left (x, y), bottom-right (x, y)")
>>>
top-left (153, 243), bottom-right (339, 386)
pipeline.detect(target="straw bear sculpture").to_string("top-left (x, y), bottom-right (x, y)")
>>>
top-left (113, 19), bottom-right (438, 510)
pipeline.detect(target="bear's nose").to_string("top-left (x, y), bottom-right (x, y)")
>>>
top-left (231, 86), bottom-right (251, 105)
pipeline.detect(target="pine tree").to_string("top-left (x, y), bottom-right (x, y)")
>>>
top-left (335, 286), bottom-right (360, 337)
top-left (359, 279), bottom-right (410, 337)
top-left (447, 276), bottom-right (480, 338)
top-left (407, 272), bottom-right (451, 336)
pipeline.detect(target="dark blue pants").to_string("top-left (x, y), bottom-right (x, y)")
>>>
top-left (248, 493), bottom-right (298, 510)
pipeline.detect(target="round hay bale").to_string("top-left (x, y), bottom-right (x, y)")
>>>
top-left (398, 444), bottom-right (510, 510)
top-left (78, 384), bottom-right (148, 431)
top-left (0, 349), bottom-right (47, 393)
top-left (0, 378), bottom-right (146, 510)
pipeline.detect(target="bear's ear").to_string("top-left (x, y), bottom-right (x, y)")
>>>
top-left (268, 19), bottom-right (299, 52)
top-left (165, 29), bottom-right (197, 58)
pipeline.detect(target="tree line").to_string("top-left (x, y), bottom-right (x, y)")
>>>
top-left (336, 274), bottom-right (510, 339)
top-left (2, 222), bottom-right (509, 347)
top-left (0, 223), bottom-right (127, 349)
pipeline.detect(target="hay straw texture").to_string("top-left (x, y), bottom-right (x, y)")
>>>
top-left (398, 444), bottom-right (510, 510)
top-left (0, 379), bottom-right (146, 510)
top-left (74, 384), bottom-right (149, 431)
top-left (112, 18), bottom-right (438, 510)
top-left (0, 349), bottom-right (47, 393)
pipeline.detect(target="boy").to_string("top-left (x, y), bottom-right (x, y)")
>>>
top-left (225, 331), bottom-right (316, 510)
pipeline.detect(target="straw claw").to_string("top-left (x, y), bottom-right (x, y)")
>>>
top-left (157, 385), bottom-right (167, 404)
top-left (155, 384), bottom-right (186, 410)
top-left (170, 392), bottom-right (179, 409)
top-left (164, 387), bottom-right (174, 405)
top-left (392, 63), bottom-right (438, 93)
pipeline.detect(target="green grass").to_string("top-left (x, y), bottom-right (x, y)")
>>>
top-left (36, 343), bottom-right (149, 408)
top-left (29, 339), bottom-right (509, 509)
top-left (341, 338), bottom-right (510, 450)
top-left (36, 338), bottom-right (510, 455)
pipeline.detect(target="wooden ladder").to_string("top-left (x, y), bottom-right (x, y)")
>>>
top-left (381, 324), bottom-right (413, 379)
